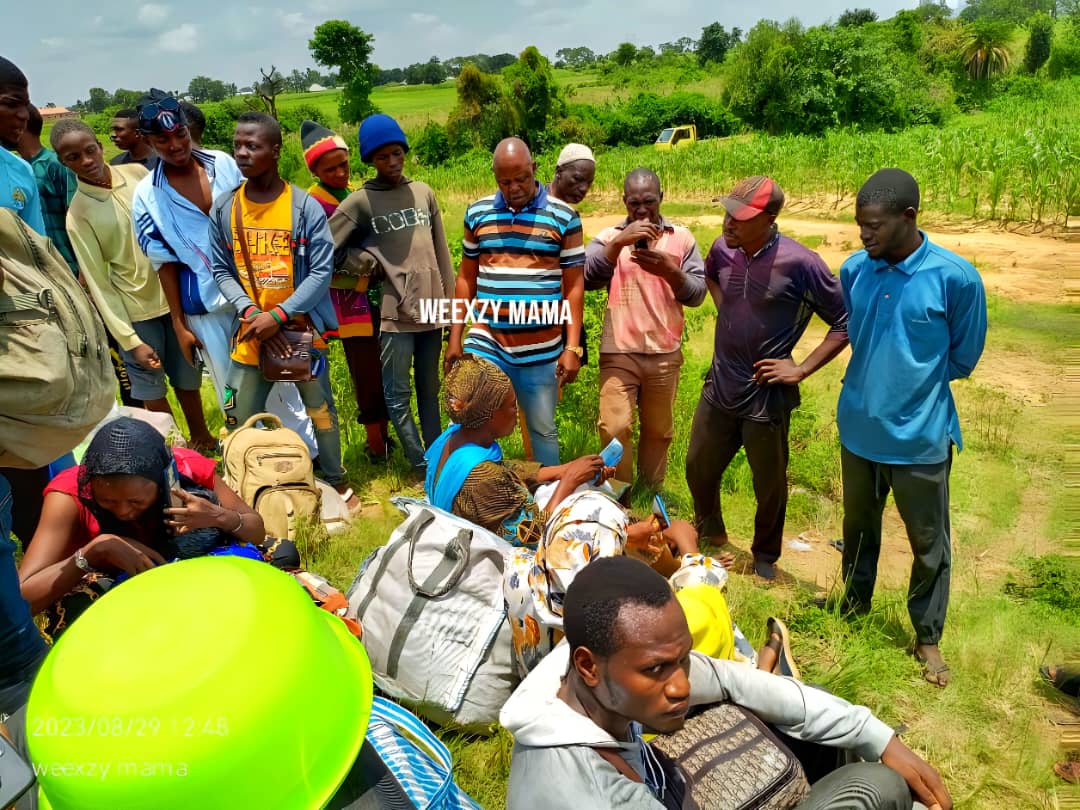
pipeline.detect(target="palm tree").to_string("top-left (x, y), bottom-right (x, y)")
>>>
top-left (959, 21), bottom-right (1014, 81)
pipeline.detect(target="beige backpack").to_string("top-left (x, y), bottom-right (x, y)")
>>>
top-left (0, 209), bottom-right (114, 468)
top-left (221, 412), bottom-right (322, 540)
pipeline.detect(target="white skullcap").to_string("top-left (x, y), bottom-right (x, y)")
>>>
top-left (556, 143), bottom-right (595, 167)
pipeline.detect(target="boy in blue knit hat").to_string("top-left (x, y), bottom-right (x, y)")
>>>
top-left (327, 114), bottom-right (455, 477)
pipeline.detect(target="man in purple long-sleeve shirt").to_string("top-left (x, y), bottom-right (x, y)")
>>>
top-left (686, 176), bottom-right (849, 579)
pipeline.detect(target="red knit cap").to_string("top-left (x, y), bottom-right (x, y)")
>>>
top-left (301, 120), bottom-right (348, 170)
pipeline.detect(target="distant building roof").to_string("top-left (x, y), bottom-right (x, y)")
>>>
top-left (40, 106), bottom-right (78, 120)
top-left (307, 83), bottom-right (326, 92)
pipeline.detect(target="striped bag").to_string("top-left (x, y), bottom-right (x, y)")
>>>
top-left (363, 697), bottom-right (483, 810)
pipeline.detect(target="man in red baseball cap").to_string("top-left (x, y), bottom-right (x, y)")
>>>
top-left (687, 176), bottom-right (849, 580)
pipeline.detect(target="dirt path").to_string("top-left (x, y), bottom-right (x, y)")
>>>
top-left (581, 214), bottom-right (1075, 304)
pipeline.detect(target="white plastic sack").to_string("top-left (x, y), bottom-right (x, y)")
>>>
top-left (346, 498), bottom-right (517, 732)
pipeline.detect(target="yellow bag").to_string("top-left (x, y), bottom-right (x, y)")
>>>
top-left (221, 412), bottom-right (321, 540)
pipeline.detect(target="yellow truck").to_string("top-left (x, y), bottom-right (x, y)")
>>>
top-left (654, 124), bottom-right (697, 150)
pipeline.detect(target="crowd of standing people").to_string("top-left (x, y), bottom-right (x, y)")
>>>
top-left (0, 49), bottom-right (989, 809)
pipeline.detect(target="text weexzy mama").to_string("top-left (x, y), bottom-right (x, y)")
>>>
top-left (418, 298), bottom-right (574, 325)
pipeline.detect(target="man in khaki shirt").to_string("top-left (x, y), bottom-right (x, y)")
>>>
top-left (52, 119), bottom-right (213, 449)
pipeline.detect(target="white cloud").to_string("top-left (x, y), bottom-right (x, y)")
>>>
top-left (410, 12), bottom-right (439, 24)
top-left (277, 11), bottom-right (306, 27)
top-left (40, 37), bottom-right (66, 48)
top-left (138, 3), bottom-right (171, 26)
top-left (156, 23), bottom-right (198, 53)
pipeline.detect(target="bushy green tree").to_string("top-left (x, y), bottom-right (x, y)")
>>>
top-left (309, 20), bottom-right (378, 124)
top-left (697, 22), bottom-right (742, 65)
top-left (1024, 13), bottom-right (1054, 73)
top-left (612, 42), bottom-right (638, 66)
top-left (187, 76), bottom-right (232, 102)
top-left (87, 88), bottom-right (110, 113)
top-left (837, 9), bottom-right (877, 27)
top-left (446, 63), bottom-right (516, 153)
top-left (960, 0), bottom-right (1054, 24)
top-left (503, 46), bottom-right (562, 148)
top-left (1047, 18), bottom-right (1080, 77)
top-left (724, 18), bottom-right (953, 135)
top-left (555, 47), bottom-right (597, 68)
top-left (111, 89), bottom-right (144, 108)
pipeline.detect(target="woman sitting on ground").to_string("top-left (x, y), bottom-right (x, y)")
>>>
top-left (19, 418), bottom-right (267, 635)
top-left (426, 356), bottom-right (699, 553)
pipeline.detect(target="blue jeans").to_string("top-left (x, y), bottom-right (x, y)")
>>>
top-left (0, 475), bottom-right (48, 715)
top-left (486, 356), bottom-right (561, 467)
top-left (224, 362), bottom-right (346, 486)
top-left (380, 330), bottom-right (442, 471)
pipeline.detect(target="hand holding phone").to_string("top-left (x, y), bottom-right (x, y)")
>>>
top-left (593, 438), bottom-right (623, 483)
top-left (164, 455), bottom-right (183, 510)
top-left (652, 494), bottom-right (671, 529)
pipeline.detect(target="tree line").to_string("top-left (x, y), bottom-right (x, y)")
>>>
top-left (68, 1), bottom-right (1080, 163)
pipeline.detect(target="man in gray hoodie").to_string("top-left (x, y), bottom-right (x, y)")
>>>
top-left (500, 556), bottom-right (951, 810)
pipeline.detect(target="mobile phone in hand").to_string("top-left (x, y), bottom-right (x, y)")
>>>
top-left (192, 346), bottom-right (204, 367)
top-left (164, 455), bottom-right (183, 509)
top-left (653, 494), bottom-right (671, 529)
top-left (593, 438), bottom-right (623, 483)
top-left (635, 237), bottom-right (648, 250)
top-left (0, 733), bottom-right (36, 808)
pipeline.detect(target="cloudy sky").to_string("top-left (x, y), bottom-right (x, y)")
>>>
top-left (8, 0), bottom-right (952, 106)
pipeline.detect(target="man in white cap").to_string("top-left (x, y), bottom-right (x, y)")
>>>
top-left (548, 143), bottom-right (596, 207)
top-left (584, 167), bottom-right (706, 489)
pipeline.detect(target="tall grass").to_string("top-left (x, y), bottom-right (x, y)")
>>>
top-left (405, 78), bottom-right (1080, 227)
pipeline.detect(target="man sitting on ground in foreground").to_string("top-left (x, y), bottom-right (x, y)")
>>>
top-left (500, 556), bottom-right (952, 810)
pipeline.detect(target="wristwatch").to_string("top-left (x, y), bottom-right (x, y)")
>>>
top-left (563, 345), bottom-right (584, 358)
top-left (74, 547), bottom-right (94, 573)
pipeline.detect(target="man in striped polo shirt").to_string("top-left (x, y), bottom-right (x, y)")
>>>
top-left (445, 138), bottom-right (585, 467)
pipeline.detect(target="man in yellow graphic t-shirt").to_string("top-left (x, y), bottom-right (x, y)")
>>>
top-left (210, 112), bottom-right (356, 505)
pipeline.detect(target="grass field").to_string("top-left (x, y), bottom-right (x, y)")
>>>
top-left (163, 202), bottom-right (1078, 807)
top-left (49, 74), bottom-right (1078, 808)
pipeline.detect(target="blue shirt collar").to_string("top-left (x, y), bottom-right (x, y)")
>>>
top-left (151, 147), bottom-right (218, 189)
top-left (871, 230), bottom-right (929, 276)
top-left (493, 181), bottom-right (547, 212)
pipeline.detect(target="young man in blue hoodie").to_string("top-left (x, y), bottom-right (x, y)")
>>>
top-left (209, 113), bottom-right (353, 503)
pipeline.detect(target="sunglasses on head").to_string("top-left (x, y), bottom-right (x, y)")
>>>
top-left (138, 96), bottom-right (180, 126)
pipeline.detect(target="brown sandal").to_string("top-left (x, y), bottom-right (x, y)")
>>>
top-left (914, 644), bottom-right (951, 688)
top-left (1054, 760), bottom-right (1080, 784)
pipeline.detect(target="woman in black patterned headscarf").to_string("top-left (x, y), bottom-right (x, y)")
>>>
top-left (18, 418), bottom-right (266, 636)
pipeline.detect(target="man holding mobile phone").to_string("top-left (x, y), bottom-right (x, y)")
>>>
top-left (584, 167), bottom-right (706, 488)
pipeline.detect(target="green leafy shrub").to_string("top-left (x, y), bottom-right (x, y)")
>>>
top-left (413, 121), bottom-right (452, 166)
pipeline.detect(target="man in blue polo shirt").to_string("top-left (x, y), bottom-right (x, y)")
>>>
top-left (838, 168), bottom-right (986, 688)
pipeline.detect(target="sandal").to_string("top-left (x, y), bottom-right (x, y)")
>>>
top-left (914, 644), bottom-right (951, 688)
top-left (767, 617), bottom-right (801, 681)
top-left (1054, 760), bottom-right (1080, 784)
top-left (1041, 665), bottom-right (1080, 697)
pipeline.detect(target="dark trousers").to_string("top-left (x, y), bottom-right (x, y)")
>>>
top-left (840, 445), bottom-right (952, 645)
top-left (107, 331), bottom-right (141, 408)
top-left (0, 466), bottom-right (49, 548)
top-left (341, 335), bottom-right (389, 425)
top-left (686, 395), bottom-right (790, 564)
